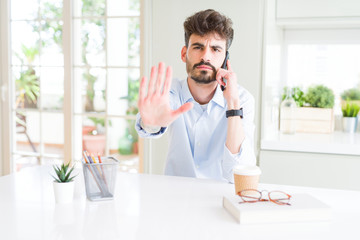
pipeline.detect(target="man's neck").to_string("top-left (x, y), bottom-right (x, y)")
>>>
top-left (187, 77), bottom-right (218, 105)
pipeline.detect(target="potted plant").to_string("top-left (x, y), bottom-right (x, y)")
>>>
top-left (342, 102), bottom-right (360, 133)
top-left (82, 117), bottom-right (108, 155)
top-left (280, 85), bottom-right (335, 133)
top-left (298, 85), bottom-right (335, 133)
top-left (282, 86), bottom-right (306, 107)
top-left (341, 88), bottom-right (360, 108)
top-left (304, 85), bottom-right (335, 109)
top-left (51, 163), bottom-right (77, 204)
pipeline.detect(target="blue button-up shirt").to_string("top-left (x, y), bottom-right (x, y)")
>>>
top-left (135, 78), bottom-right (256, 183)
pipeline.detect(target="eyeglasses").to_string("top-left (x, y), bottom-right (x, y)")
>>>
top-left (237, 189), bottom-right (292, 206)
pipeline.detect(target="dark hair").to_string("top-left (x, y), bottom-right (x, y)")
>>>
top-left (183, 9), bottom-right (234, 50)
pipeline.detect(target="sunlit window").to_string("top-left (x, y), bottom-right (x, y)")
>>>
top-left (284, 29), bottom-right (360, 114)
top-left (286, 44), bottom-right (360, 113)
top-left (10, 0), bottom-right (141, 173)
top-left (11, 0), bottom-right (65, 170)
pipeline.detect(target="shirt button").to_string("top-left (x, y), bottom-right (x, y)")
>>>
top-left (196, 165), bottom-right (199, 168)
top-left (197, 142), bottom-right (200, 146)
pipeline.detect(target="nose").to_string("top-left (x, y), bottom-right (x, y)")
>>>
top-left (200, 47), bottom-right (212, 62)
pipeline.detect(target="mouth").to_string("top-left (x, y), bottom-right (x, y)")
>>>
top-left (196, 65), bottom-right (213, 71)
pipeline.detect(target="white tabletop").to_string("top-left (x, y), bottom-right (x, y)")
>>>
top-left (0, 166), bottom-right (359, 240)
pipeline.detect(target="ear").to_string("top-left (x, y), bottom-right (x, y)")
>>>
top-left (181, 46), bottom-right (187, 63)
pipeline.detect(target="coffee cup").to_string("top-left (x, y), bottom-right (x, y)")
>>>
top-left (233, 165), bottom-right (261, 195)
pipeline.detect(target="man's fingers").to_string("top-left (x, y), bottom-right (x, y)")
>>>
top-left (171, 102), bottom-right (194, 118)
top-left (139, 76), bottom-right (147, 105)
top-left (215, 70), bottom-right (226, 86)
top-left (226, 59), bottom-right (233, 71)
top-left (155, 62), bottom-right (165, 95)
top-left (147, 66), bottom-right (157, 96)
top-left (163, 66), bottom-right (173, 95)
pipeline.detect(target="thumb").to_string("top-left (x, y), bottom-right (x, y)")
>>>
top-left (171, 102), bottom-right (194, 118)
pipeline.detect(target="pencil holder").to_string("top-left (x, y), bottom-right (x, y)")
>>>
top-left (82, 156), bottom-right (119, 201)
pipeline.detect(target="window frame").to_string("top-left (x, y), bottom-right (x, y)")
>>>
top-left (0, 0), bottom-right (144, 175)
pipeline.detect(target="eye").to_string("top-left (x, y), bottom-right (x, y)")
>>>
top-left (213, 48), bottom-right (221, 52)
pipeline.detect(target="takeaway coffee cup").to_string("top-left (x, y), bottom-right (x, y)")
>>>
top-left (233, 165), bottom-right (262, 195)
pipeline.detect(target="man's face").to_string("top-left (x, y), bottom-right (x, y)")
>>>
top-left (181, 33), bottom-right (227, 84)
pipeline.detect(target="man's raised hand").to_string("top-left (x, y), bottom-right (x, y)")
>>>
top-left (138, 62), bottom-right (193, 128)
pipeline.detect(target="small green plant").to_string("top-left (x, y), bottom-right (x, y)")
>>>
top-left (305, 85), bottom-right (335, 108)
top-left (282, 86), bottom-right (306, 107)
top-left (52, 163), bottom-right (77, 183)
top-left (341, 88), bottom-right (360, 101)
top-left (342, 102), bottom-right (360, 117)
top-left (86, 117), bottom-right (112, 135)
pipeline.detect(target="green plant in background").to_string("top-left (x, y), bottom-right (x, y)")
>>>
top-left (342, 102), bottom-right (360, 117)
top-left (16, 1), bottom-right (63, 111)
top-left (122, 79), bottom-right (140, 113)
top-left (282, 86), bottom-right (306, 107)
top-left (19, 45), bottom-right (39, 65)
top-left (52, 163), bottom-right (77, 183)
top-left (341, 88), bottom-right (360, 101)
top-left (15, 69), bottom-right (40, 108)
top-left (14, 45), bottom-right (40, 109)
top-left (33, 2), bottom-right (63, 48)
top-left (305, 85), bottom-right (335, 108)
top-left (87, 117), bottom-right (112, 135)
top-left (15, 0), bottom-right (63, 109)
top-left (88, 117), bottom-right (106, 128)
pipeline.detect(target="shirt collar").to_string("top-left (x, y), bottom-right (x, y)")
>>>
top-left (181, 79), bottom-right (195, 103)
top-left (180, 78), bottom-right (225, 108)
top-left (211, 84), bottom-right (225, 108)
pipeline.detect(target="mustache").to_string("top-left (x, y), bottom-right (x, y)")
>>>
top-left (193, 61), bottom-right (216, 72)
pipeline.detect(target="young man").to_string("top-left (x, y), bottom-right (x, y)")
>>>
top-left (135, 9), bottom-right (256, 183)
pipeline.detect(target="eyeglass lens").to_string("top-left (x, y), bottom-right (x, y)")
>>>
top-left (239, 190), bottom-right (291, 205)
top-left (239, 189), bottom-right (262, 202)
top-left (268, 191), bottom-right (291, 205)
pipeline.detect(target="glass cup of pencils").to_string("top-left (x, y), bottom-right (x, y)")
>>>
top-left (82, 150), bottom-right (119, 201)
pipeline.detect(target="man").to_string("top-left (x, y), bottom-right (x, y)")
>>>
top-left (135, 9), bottom-right (256, 183)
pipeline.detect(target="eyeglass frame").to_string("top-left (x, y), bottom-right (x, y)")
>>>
top-left (237, 189), bottom-right (292, 206)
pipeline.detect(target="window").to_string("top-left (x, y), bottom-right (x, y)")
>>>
top-left (11, 0), bottom-right (65, 170)
top-left (7, 0), bottom-right (141, 172)
top-left (284, 29), bottom-right (360, 115)
top-left (72, 0), bottom-right (141, 173)
top-left (261, 28), bottom-right (360, 155)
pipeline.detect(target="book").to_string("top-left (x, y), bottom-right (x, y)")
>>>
top-left (223, 193), bottom-right (332, 224)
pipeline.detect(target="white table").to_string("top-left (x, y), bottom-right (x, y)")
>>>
top-left (0, 166), bottom-right (359, 240)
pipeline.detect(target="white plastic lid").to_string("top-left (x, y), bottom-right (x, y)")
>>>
top-left (233, 165), bottom-right (261, 176)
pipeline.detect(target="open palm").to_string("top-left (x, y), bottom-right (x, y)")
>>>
top-left (139, 62), bottom-right (193, 127)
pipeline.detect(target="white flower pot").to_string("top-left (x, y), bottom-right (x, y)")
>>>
top-left (342, 117), bottom-right (358, 133)
top-left (53, 181), bottom-right (75, 204)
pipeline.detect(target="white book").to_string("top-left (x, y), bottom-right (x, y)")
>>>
top-left (223, 193), bottom-right (332, 224)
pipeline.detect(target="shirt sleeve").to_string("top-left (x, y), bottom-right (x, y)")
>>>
top-left (135, 113), bottom-right (167, 139)
top-left (221, 90), bottom-right (257, 183)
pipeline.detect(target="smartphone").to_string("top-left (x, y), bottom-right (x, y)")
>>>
top-left (221, 51), bottom-right (230, 91)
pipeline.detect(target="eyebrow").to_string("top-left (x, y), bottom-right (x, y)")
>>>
top-left (191, 42), bottom-right (224, 50)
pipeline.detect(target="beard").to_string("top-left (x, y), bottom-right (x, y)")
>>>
top-left (186, 59), bottom-right (217, 84)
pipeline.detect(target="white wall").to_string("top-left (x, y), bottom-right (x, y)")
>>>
top-left (260, 150), bottom-right (360, 191)
top-left (144, 0), bottom-right (265, 174)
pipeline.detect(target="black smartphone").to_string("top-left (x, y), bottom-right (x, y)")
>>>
top-left (221, 51), bottom-right (230, 91)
